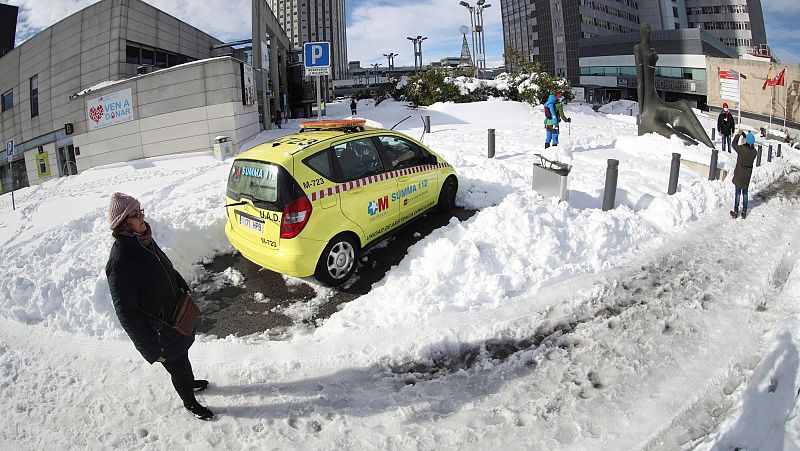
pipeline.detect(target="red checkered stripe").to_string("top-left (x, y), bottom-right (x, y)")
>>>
top-left (306, 162), bottom-right (451, 202)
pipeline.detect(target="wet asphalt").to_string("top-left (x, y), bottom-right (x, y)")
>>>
top-left (194, 207), bottom-right (477, 338)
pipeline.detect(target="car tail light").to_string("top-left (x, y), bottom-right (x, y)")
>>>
top-left (280, 195), bottom-right (313, 239)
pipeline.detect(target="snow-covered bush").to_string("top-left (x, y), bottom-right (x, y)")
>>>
top-left (401, 52), bottom-right (572, 107)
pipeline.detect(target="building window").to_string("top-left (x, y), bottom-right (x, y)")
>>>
top-left (1, 89), bottom-right (11, 112)
top-left (30, 75), bottom-right (38, 118)
top-left (126, 45), bottom-right (139, 64)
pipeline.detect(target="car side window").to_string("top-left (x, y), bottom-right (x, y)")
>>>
top-left (378, 136), bottom-right (427, 170)
top-left (303, 149), bottom-right (334, 180)
top-left (332, 138), bottom-right (385, 182)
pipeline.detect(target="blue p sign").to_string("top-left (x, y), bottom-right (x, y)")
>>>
top-left (304, 42), bottom-right (331, 68)
top-left (5, 139), bottom-right (13, 157)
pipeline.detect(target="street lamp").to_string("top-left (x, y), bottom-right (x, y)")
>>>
top-left (383, 52), bottom-right (398, 74)
top-left (371, 63), bottom-right (382, 85)
top-left (459, 1), bottom-right (491, 77)
top-left (406, 35), bottom-right (428, 73)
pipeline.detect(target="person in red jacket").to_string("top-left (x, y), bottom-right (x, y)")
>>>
top-left (716, 103), bottom-right (735, 153)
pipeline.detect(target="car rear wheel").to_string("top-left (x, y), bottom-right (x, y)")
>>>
top-left (315, 234), bottom-right (358, 287)
top-left (437, 176), bottom-right (457, 212)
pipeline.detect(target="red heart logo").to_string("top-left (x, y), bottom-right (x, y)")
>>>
top-left (89, 105), bottom-right (104, 123)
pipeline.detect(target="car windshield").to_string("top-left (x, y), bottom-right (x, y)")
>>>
top-left (227, 160), bottom-right (281, 203)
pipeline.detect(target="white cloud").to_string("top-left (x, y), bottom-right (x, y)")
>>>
top-left (6, 0), bottom-right (505, 68)
top-left (761, 0), bottom-right (800, 13)
top-left (346, 0), bottom-right (503, 67)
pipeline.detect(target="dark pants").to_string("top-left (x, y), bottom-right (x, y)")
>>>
top-left (734, 186), bottom-right (748, 213)
top-left (161, 353), bottom-right (196, 404)
top-left (721, 134), bottom-right (732, 153)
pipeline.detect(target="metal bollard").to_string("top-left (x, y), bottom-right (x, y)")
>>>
top-left (602, 159), bottom-right (619, 211)
top-left (423, 115), bottom-right (431, 133)
top-left (708, 149), bottom-right (718, 181)
top-left (756, 145), bottom-right (762, 167)
top-left (488, 129), bottom-right (495, 158)
top-left (777, 143), bottom-right (782, 158)
top-left (668, 152), bottom-right (681, 195)
top-left (711, 128), bottom-right (716, 141)
top-left (768, 144), bottom-right (773, 162)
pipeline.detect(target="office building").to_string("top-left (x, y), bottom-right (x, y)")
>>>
top-left (265, 0), bottom-right (348, 79)
top-left (0, 0), bottom-right (270, 191)
top-left (501, 0), bottom-right (766, 84)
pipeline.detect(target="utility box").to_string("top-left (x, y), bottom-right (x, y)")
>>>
top-left (532, 154), bottom-right (570, 202)
top-left (213, 136), bottom-right (233, 161)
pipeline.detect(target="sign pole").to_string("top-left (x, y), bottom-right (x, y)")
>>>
top-left (315, 76), bottom-right (322, 120)
top-left (737, 72), bottom-right (742, 129)
top-left (5, 139), bottom-right (14, 210)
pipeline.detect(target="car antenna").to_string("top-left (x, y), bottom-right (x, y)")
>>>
top-left (390, 115), bottom-right (411, 130)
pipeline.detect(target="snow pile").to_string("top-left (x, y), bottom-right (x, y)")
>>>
top-left (1, 97), bottom-right (799, 449)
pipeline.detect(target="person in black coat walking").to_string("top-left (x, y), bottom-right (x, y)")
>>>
top-left (716, 102), bottom-right (735, 153)
top-left (105, 192), bottom-right (213, 420)
top-left (350, 98), bottom-right (357, 115)
top-left (730, 131), bottom-right (757, 219)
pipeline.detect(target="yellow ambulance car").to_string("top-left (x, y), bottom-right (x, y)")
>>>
top-left (224, 119), bottom-right (458, 286)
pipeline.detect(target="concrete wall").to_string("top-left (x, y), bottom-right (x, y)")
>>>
top-left (0, 0), bottom-right (222, 177)
top-left (706, 56), bottom-right (800, 125)
top-left (71, 57), bottom-right (259, 170)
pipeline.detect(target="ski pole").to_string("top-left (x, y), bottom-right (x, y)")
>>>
top-left (568, 121), bottom-right (571, 136)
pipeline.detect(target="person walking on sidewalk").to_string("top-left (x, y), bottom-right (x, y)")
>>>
top-left (544, 93), bottom-right (559, 148)
top-left (730, 131), bottom-right (757, 219)
top-left (105, 193), bottom-right (214, 420)
top-left (273, 109), bottom-right (282, 129)
top-left (716, 102), bottom-right (735, 153)
top-left (350, 98), bottom-right (358, 115)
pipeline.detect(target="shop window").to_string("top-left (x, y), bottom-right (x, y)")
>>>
top-left (1, 89), bottom-right (11, 112)
top-left (167, 53), bottom-right (177, 67)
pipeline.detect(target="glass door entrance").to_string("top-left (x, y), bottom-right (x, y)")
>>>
top-left (57, 145), bottom-right (77, 176)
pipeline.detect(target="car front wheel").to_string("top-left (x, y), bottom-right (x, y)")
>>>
top-left (315, 234), bottom-right (358, 287)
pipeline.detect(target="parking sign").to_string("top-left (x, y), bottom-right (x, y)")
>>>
top-left (5, 139), bottom-right (13, 157)
top-left (304, 42), bottom-right (331, 76)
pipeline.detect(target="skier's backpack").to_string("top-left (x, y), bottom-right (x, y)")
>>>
top-left (544, 105), bottom-right (552, 120)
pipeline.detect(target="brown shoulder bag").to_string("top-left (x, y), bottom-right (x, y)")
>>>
top-left (138, 293), bottom-right (199, 336)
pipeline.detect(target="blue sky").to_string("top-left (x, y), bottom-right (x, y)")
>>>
top-left (3, 0), bottom-right (798, 67)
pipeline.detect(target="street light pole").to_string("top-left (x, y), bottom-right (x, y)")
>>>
top-left (383, 52), bottom-right (398, 74)
top-left (459, 1), bottom-right (477, 75)
top-left (371, 63), bottom-right (382, 85)
top-left (406, 36), bottom-right (428, 73)
top-left (460, 1), bottom-right (491, 77)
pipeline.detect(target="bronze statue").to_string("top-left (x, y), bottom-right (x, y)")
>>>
top-left (635, 24), bottom-right (714, 148)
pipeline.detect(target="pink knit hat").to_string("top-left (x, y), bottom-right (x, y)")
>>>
top-left (108, 192), bottom-right (141, 230)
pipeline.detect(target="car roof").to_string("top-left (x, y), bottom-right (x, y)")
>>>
top-left (238, 128), bottom-right (411, 164)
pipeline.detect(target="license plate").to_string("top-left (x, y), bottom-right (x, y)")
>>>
top-left (239, 215), bottom-right (263, 233)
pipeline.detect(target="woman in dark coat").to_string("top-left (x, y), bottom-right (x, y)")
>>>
top-left (105, 192), bottom-right (213, 420)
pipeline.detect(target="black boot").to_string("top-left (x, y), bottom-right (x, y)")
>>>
top-left (741, 210), bottom-right (747, 219)
top-left (194, 380), bottom-right (209, 392)
top-left (544, 142), bottom-right (551, 149)
top-left (184, 400), bottom-right (214, 420)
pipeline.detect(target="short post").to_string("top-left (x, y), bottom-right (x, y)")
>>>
top-left (487, 129), bottom-right (495, 158)
top-left (423, 115), bottom-right (431, 133)
top-left (602, 159), bottom-right (619, 211)
top-left (711, 128), bottom-right (716, 141)
top-left (668, 152), bottom-right (681, 195)
top-left (777, 143), bottom-right (782, 158)
top-left (768, 144), bottom-right (773, 162)
top-left (708, 149), bottom-right (718, 181)
top-left (756, 145), bottom-right (762, 167)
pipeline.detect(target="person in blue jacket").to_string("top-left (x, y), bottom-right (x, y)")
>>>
top-left (544, 93), bottom-right (559, 148)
